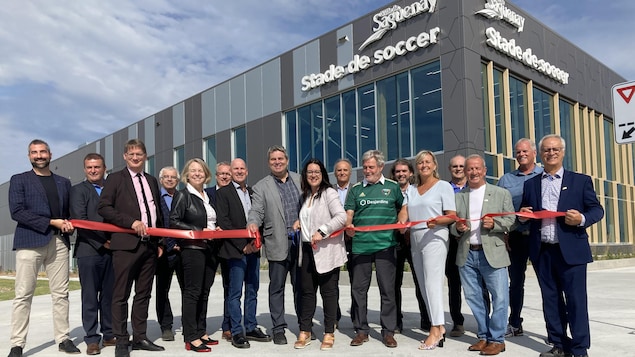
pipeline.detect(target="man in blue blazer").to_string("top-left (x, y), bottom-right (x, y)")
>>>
top-left (70, 153), bottom-right (115, 355)
top-left (8, 139), bottom-right (80, 357)
top-left (520, 134), bottom-right (604, 357)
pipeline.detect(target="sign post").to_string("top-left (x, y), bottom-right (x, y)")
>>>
top-left (612, 80), bottom-right (635, 144)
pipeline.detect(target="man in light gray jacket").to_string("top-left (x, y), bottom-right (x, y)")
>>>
top-left (247, 145), bottom-right (302, 345)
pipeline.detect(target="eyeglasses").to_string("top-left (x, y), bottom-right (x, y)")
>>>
top-left (542, 147), bottom-right (563, 153)
top-left (306, 170), bottom-right (322, 175)
top-left (161, 176), bottom-right (178, 180)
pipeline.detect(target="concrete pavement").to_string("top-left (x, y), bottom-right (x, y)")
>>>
top-left (1, 259), bottom-right (634, 356)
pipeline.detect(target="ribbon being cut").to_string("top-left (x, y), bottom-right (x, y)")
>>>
top-left (70, 219), bottom-right (262, 248)
top-left (328, 210), bottom-right (566, 237)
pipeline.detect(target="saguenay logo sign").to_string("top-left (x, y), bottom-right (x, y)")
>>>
top-left (475, 0), bottom-right (525, 32)
top-left (300, 0), bottom-right (439, 92)
top-left (359, 0), bottom-right (438, 51)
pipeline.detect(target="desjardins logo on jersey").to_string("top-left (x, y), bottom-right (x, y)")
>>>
top-left (382, 189), bottom-right (391, 196)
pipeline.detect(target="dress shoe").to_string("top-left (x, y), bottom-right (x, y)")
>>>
top-left (245, 327), bottom-right (272, 342)
top-left (7, 346), bottom-right (22, 357)
top-left (201, 336), bottom-right (219, 345)
top-left (505, 323), bottom-right (523, 337)
top-left (232, 334), bottom-right (250, 349)
top-left (383, 334), bottom-right (398, 348)
top-left (539, 346), bottom-right (569, 357)
top-left (102, 338), bottom-right (116, 347)
top-left (185, 341), bottom-right (211, 352)
top-left (450, 324), bottom-right (465, 337)
top-left (480, 342), bottom-right (505, 355)
top-left (320, 333), bottom-right (335, 351)
top-left (86, 342), bottom-right (101, 355)
top-left (294, 331), bottom-right (311, 349)
top-left (350, 332), bottom-right (369, 346)
top-left (468, 339), bottom-right (488, 351)
top-left (222, 330), bottom-right (232, 341)
top-left (273, 332), bottom-right (287, 345)
top-left (59, 339), bottom-right (81, 354)
top-left (114, 345), bottom-right (129, 357)
top-left (161, 329), bottom-right (175, 341)
top-left (131, 339), bottom-right (165, 351)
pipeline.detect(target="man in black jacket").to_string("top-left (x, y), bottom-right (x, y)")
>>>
top-left (216, 158), bottom-right (271, 349)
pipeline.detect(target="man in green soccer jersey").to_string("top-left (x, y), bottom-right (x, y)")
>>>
top-left (345, 150), bottom-right (405, 349)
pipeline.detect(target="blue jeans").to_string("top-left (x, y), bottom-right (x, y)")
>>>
top-left (227, 253), bottom-right (260, 336)
top-left (459, 249), bottom-right (508, 343)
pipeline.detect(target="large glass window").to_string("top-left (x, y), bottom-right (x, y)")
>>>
top-left (284, 60), bottom-right (442, 169)
top-left (174, 146), bottom-right (185, 189)
top-left (533, 87), bottom-right (553, 142)
top-left (324, 95), bottom-right (342, 169)
top-left (509, 76), bottom-right (527, 145)
top-left (482, 63), bottom-right (491, 151)
top-left (358, 84), bottom-right (376, 155)
top-left (492, 68), bottom-right (506, 153)
top-left (559, 100), bottom-right (575, 170)
top-left (603, 119), bottom-right (614, 181)
top-left (342, 90), bottom-right (358, 167)
top-left (233, 126), bottom-right (247, 162)
top-left (411, 61), bottom-right (442, 153)
top-left (146, 156), bottom-right (155, 177)
top-left (376, 73), bottom-right (411, 160)
top-left (298, 102), bottom-right (324, 165)
top-left (286, 112), bottom-right (298, 172)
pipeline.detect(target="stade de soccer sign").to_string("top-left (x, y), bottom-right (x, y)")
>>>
top-left (612, 80), bottom-right (635, 144)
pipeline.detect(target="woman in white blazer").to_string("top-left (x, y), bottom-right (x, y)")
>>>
top-left (292, 158), bottom-right (347, 351)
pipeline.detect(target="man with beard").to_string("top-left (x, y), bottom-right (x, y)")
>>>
top-left (8, 139), bottom-right (80, 357)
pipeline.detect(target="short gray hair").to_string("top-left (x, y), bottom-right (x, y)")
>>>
top-left (361, 150), bottom-right (385, 167)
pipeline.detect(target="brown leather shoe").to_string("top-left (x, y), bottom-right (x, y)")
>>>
top-left (293, 331), bottom-right (311, 349)
top-left (102, 338), bottom-right (116, 347)
top-left (468, 339), bottom-right (488, 351)
top-left (86, 343), bottom-right (101, 355)
top-left (222, 330), bottom-right (232, 341)
top-left (349, 333), bottom-right (369, 346)
top-left (480, 342), bottom-right (506, 355)
top-left (383, 334), bottom-right (397, 348)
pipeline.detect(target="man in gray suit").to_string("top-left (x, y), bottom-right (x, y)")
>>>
top-left (247, 145), bottom-right (302, 345)
top-left (452, 154), bottom-right (514, 356)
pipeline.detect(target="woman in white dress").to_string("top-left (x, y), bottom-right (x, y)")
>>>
top-left (398, 150), bottom-right (456, 350)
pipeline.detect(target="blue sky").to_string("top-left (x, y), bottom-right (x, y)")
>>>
top-left (1, 0), bottom-right (632, 183)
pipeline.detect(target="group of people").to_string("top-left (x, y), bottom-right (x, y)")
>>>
top-left (7, 134), bottom-right (602, 357)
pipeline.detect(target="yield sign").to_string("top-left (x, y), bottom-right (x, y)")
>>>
top-left (612, 80), bottom-right (635, 144)
top-left (617, 86), bottom-right (635, 104)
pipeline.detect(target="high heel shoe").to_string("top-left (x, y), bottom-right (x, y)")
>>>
top-left (418, 334), bottom-right (445, 350)
top-left (185, 341), bottom-right (212, 352)
top-left (201, 336), bottom-right (219, 346)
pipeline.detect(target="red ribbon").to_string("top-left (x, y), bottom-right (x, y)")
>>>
top-left (70, 219), bottom-right (261, 248)
top-left (330, 210), bottom-right (566, 236)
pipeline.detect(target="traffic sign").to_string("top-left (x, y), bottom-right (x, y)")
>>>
top-left (612, 80), bottom-right (635, 144)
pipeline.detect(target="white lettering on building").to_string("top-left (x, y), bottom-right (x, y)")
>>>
top-left (476, 0), bottom-right (525, 32)
top-left (485, 27), bottom-right (569, 85)
top-left (358, 0), bottom-right (437, 51)
top-left (301, 27), bottom-right (440, 91)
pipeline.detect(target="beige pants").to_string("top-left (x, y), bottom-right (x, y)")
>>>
top-left (11, 236), bottom-right (70, 348)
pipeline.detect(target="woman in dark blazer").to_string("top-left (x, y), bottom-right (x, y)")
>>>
top-left (170, 158), bottom-right (221, 353)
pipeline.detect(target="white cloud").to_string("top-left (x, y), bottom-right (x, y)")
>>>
top-left (0, 0), bottom-right (632, 183)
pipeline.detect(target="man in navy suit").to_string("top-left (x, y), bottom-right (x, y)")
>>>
top-left (8, 139), bottom-right (80, 357)
top-left (216, 158), bottom-right (271, 348)
top-left (98, 139), bottom-right (165, 357)
top-left (203, 161), bottom-right (233, 341)
top-left (520, 134), bottom-right (604, 357)
top-left (70, 153), bottom-right (115, 355)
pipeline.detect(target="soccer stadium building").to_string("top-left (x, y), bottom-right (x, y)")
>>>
top-left (1, 0), bottom-right (632, 269)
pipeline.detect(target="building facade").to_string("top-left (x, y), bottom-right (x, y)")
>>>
top-left (1, 0), bottom-right (632, 270)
